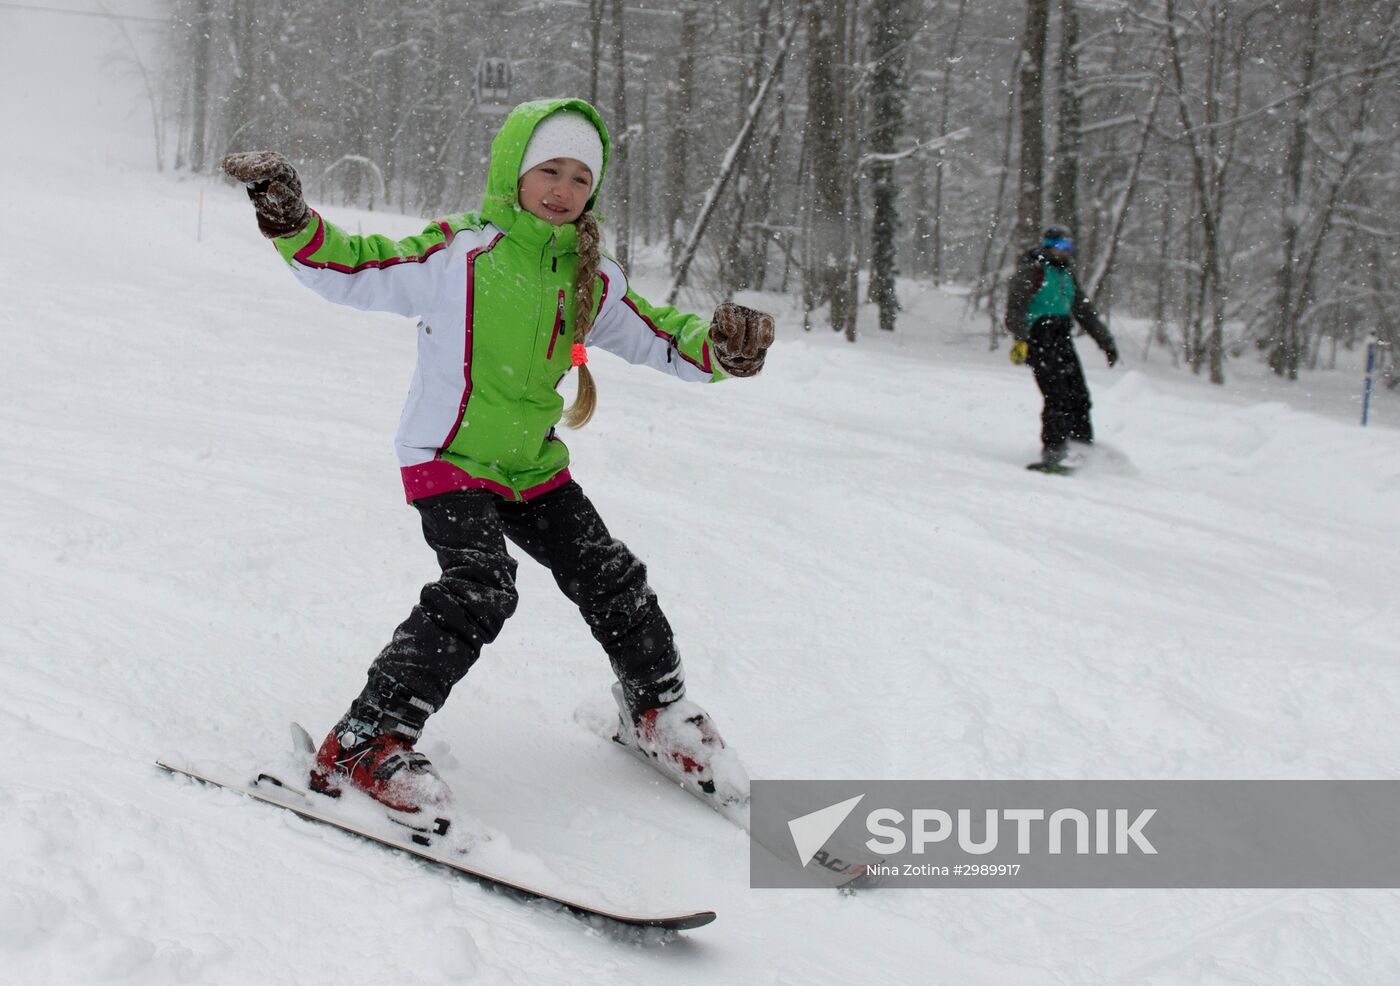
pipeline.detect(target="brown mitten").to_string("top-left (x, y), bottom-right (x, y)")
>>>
top-left (219, 151), bottom-right (311, 239)
top-left (709, 302), bottom-right (775, 377)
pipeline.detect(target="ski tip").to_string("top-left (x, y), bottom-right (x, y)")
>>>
top-left (585, 908), bottom-right (716, 934)
top-left (657, 910), bottom-right (717, 931)
top-left (290, 722), bottom-right (316, 755)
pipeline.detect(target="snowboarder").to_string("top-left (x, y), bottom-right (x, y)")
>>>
top-left (220, 98), bottom-right (773, 819)
top-left (1005, 225), bottom-right (1118, 468)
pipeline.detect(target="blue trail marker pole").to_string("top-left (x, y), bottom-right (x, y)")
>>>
top-left (1361, 335), bottom-right (1377, 427)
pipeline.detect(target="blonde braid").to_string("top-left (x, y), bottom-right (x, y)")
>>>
top-left (562, 211), bottom-right (601, 429)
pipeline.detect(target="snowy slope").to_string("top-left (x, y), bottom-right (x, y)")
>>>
top-left (6, 9), bottom-right (1400, 985)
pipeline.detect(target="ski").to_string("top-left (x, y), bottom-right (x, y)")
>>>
top-left (154, 758), bottom-right (716, 932)
top-left (576, 694), bottom-right (879, 890)
top-left (1026, 460), bottom-right (1074, 475)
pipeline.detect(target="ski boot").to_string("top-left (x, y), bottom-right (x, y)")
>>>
top-left (610, 683), bottom-right (750, 813)
top-left (309, 685), bottom-right (453, 842)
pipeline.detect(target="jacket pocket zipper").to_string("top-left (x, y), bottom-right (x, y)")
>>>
top-left (545, 289), bottom-right (565, 360)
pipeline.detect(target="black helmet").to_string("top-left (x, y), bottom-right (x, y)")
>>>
top-left (1042, 224), bottom-right (1073, 242)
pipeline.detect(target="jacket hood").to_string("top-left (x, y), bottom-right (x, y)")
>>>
top-left (481, 98), bottom-right (611, 229)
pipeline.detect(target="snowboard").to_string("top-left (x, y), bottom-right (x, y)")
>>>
top-left (1026, 443), bottom-right (1137, 477)
top-left (156, 742), bottom-right (716, 932)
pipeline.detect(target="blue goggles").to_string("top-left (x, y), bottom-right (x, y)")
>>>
top-left (1044, 237), bottom-right (1075, 252)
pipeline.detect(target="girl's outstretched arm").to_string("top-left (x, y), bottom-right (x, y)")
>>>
top-left (222, 151), bottom-right (457, 319)
top-left (271, 211), bottom-right (462, 319)
top-left (587, 260), bottom-right (773, 382)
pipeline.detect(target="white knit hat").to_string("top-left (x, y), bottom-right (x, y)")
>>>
top-left (518, 109), bottom-right (604, 184)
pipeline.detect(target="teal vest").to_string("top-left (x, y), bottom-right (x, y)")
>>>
top-left (1025, 264), bottom-right (1075, 325)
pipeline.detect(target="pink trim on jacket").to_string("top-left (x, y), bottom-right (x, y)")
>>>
top-left (545, 289), bottom-right (565, 360)
top-left (292, 212), bottom-right (456, 274)
top-left (520, 469), bottom-right (574, 500)
top-left (621, 295), bottom-right (713, 373)
top-left (400, 461), bottom-right (572, 503)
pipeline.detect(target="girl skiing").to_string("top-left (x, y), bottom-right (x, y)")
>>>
top-left (221, 98), bottom-right (773, 820)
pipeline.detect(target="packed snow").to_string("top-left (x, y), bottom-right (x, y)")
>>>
top-left (4, 6), bottom-right (1399, 984)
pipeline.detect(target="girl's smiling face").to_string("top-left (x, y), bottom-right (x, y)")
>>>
top-left (518, 158), bottom-right (593, 225)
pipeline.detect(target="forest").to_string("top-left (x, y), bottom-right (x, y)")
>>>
top-left (154, 0), bottom-right (1399, 386)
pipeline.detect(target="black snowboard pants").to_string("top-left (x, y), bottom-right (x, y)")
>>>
top-left (1028, 315), bottom-right (1094, 453)
top-left (357, 481), bottom-right (683, 723)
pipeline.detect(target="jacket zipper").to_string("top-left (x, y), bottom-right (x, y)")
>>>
top-left (551, 231), bottom-right (558, 272)
top-left (546, 289), bottom-right (565, 360)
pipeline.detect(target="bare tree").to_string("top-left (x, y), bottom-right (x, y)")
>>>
top-left (1161, 0), bottom-right (1257, 383)
top-left (930, 0), bottom-right (969, 286)
top-left (971, 45), bottom-right (1021, 343)
top-left (1267, 0), bottom-right (1323, 380)
top-left (1048, 0), bottom-right (1080, 230)
top-left (221, 0), bottom-right (260, 153)
top-left (1014, 0), bottom-right (1050, 243)
top-left (666, 8), bottom-right (801, 304)
top-left (717, 0), bottom-right (776, 298)
top-left (1083, 80), bottom-right (1162, 303)
top-left (587, 0), bottom-right (603, 106)
top-left (608, 0), bottom-right (631, 270)
top-left (866, 0), bottom-right (910, 332)
top-left (803, 0), bottom-right (855, 334)
top-left (666, 6), bottom-right (700, 266)
top-left (185, 0), bottom-right (212, 172)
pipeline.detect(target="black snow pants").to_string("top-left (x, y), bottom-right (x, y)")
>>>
top-left (1027, 315), bottom-right (1094, 453)
top-left (357, 481), bottom-right (683, 723)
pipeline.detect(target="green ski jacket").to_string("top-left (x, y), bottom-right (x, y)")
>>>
top-left (270, 98), bottom-right (725, 502)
